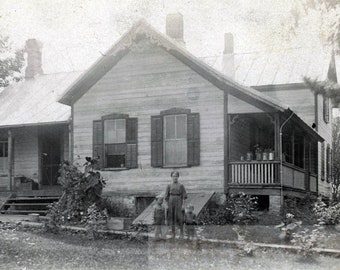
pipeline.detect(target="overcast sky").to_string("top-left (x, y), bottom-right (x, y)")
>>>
top-left (0, 0), bottom-right (333, 74)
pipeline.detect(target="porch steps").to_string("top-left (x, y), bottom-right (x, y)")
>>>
top-left (0, 194), bottom-right (60, 215)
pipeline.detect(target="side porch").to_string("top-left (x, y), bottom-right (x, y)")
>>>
top-left (0, 124), bottom-right (69, 214)
top-left (226, 112), bottom-right (321, 210)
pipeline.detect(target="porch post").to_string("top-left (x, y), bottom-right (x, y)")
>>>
top-left (304, 137), bottom-right (310, 192)
top-left (274, 113), bottom-right (280, 183)
top-left (291, 129), bottom-right (295, 166)
top-left (224, 93), bottom-right (229, 193)
top-left (8, 130), bottom-right (13, 191)
top-left (68, 123), bottom-right (72, 162)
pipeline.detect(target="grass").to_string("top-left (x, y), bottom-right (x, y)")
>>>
top-left (0, 222), bottom-right (339, 270)
top-left (200, 225), bottom-right (340, 249)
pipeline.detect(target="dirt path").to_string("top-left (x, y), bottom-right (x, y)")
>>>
top-left (0, 224), bottom-right (339, 270)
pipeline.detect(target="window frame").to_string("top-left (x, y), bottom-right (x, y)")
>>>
top-left (102, 113), bottom-right (129, 169)
top-left (151, 107), bottom-right (200, 168)
top-left (163, 113), bottom-right (188, 167)
top-left (0, 141), bottom-right (8, 174)
top-left (93, 113), bottom-right (138, 170)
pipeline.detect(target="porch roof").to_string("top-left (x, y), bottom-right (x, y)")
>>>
top-left (286, 109), bottom-right (324, 142)
top-left (0, 71), bottom-right (82, 129)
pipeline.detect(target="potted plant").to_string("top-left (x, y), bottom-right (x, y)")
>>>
top-left (254, 144), bottom-right (262, 161)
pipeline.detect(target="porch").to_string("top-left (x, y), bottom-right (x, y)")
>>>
top-left (227, 112), bottom-right (320, 195)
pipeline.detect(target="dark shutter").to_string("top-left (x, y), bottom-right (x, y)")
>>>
top-left (93, 120), bottom-right (103, 168)
top-left (151, 115), bottom-right (163, 167)
top-left (187, 113), bottom-right (200, 166)
top-left (126, 118), bottom-right (138, 168)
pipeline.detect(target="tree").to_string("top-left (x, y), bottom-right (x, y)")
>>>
top-left (304, 77), bottom-right (340, 106)
top-left (290, 0), bottom-right (340, 50)
top-left (0, 36), bottom-right (24, 89)
top-left (332, 117), bottom-right (340, 201)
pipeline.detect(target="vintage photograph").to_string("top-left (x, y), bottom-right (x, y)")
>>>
top-left (0, 1), bottom-right (339, 269)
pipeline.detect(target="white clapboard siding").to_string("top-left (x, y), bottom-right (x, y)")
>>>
top-left (74, 42), bottom-right (225, 193)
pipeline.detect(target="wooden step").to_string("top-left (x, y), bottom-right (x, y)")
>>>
top-left (16, 189), bottom-right (62, 197)
top-left (1, 209), bottom-right (47, 214)
top-left (4, 203), bottom-right (51, 206)
top-left (8, 196), bottom-right (60, 201)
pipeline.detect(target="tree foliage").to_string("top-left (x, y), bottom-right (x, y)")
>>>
top-left (0, 36), bottom-right (24, 88)
top-left (332, 117), bottom-right (340, 201)
top-left (290, 0), bottom-right (340, 50)
top-left (304, 77), bottom-right (340, 105)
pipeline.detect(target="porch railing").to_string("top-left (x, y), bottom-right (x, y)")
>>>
top-left (229, 161), bottom-right (279, 184)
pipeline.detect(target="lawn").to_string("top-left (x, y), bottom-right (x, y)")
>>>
top-left (0, 222), bottom-right (339, 270)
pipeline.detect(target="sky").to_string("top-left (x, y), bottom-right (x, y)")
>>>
top-left (0, 0), bottom-right (335, 74)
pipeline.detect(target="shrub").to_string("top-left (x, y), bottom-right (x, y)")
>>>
top-left (199, 193), bottom-right (258, 225)
top-left (282, 195), bottom-right (317, 224)
top-left (290, 223), bottom-right (324, 259)
top-left (313, 197), bottom-right (340, 225)
top-left (83, 203), bottom-right (108, 239)
top-left (45, 158), bottom-right (106, 232)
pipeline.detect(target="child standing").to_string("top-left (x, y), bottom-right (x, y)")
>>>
top-left (153, 195), bottom-right (166, 240)
top-left (184, 204), bottom-right (197, 240)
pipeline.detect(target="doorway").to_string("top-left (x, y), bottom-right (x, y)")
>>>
top-left (39, 126), bottom-right (62, 187)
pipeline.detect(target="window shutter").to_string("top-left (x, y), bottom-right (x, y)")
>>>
top-left (93, 120), bottom-right (103, 168)
top-left (187, 113), bottom-right (200, 166)
top-left (151, 115), bottom-right (163, 167)
top-left (126, 118), bottom-right (138, 168)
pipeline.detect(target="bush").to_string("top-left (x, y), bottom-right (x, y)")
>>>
top-left (313, 197), bottom-right (340, 225)
top-left (291, 224), bottom-right (324, 259)
top-left (199, 193), bottom-right (258, 225)
top-left (45, 158), bottom-right (106, 232)
top-left (282, 195), bottom-right (317, 224)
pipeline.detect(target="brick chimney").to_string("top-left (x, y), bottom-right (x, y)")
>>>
top-left (222, 33), bottom-right (235, 78)
top-left (166, 13), bottom-right (185, 46)
top-left (25, 39), bottom-right (43, 78)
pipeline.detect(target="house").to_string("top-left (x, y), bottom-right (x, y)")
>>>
top-left (0, 14), bottom-right (336, 216)
top-left (0, 40), bottom-right (81, 192)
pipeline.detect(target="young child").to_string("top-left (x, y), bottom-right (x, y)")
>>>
top-left (184, 204), bottom-right (197, 240)
top-left (153, 195), bottom-right (166, 240)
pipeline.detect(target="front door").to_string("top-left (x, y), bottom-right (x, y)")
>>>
top-left (40, 127), bottom-right (61, 186)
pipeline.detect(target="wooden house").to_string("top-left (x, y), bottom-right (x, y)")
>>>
top-left (0, 15), bottom-right (336, 216)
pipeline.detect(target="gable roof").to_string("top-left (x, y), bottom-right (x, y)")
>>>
top-left (0, 71), bottom-right (82, 128)
top-left (205, 47), bottom-right (333, 87)
top-left (59, 20), bottom-right (288, 112)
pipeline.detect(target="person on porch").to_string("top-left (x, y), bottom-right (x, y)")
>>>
top-left (165, 171), bottom-right (187, 240)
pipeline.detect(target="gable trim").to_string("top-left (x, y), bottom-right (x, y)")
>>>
top-left (59, 20), bottom-right (288, 113)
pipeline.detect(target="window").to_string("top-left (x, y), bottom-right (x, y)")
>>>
top-left (164, 114), bottom-right (187, 166)
top-left (326, 144), bottom-right (331, 183)
top-left (321, 142), bottom-right (325, 181)
top-left (0, 142), bottom-right (8, 173)
top-left (323, 96), bottom-right (330, 124)
top-left (93, 114), bottom-right (138, 169)
top-left (151, 108), bottom-right (200, 168)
